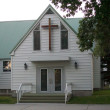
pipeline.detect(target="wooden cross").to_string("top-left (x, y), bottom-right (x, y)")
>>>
top-left (42, 18), bottom-right (58, 50)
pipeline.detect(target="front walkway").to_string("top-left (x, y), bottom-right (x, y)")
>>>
top-left (0, 103), bottom-right (110, 110)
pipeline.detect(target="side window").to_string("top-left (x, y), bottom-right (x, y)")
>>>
top-left (33, 24), bottom-right (40, 50)
top-left (61, 23), bottom-right (68, 49)
top-left (3, 61), bottom-right (11, 72)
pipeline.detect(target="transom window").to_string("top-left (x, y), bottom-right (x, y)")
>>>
top-left (61, 23), bottom-right (68, 49)
top-left (3, 61), bottom-right (11, 72)
top-left (33, 24), bottom-right (40, 50)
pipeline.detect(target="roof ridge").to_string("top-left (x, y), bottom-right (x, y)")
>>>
top-left (0, 19), bottom-right (35, 23)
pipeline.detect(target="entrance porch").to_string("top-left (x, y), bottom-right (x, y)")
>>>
top-left (17, 56), bottom-right (72, 103)
top-left (30, 55), bottom-right (70, 94)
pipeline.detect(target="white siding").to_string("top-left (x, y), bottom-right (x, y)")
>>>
top-left (11, 13), bottom-right (93, 92)
top-left (93, 57), bottom-right (101, 88)
top-left (0, 60), bottom-right (11, 89)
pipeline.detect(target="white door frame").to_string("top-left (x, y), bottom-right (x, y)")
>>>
top-left (37, 67), bottom-right (65, 93)
top-left (40, 68), bottom-right (48, 93)
top-left (53, 68), bottom-right (62, 93)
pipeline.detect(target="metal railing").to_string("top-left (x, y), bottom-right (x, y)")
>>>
top-left (65, 83), bottom-right (73, 104)
top-left (17, 83), bottom-right (33, 103)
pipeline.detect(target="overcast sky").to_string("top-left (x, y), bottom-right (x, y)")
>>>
top-left (0, 0), bottom-right (84, 21)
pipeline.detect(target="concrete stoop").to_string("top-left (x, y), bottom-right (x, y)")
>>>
top-left (19, 93), bottom-right (65, 103)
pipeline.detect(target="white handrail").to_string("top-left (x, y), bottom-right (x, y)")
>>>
top-left (65, 83), bottom-right (73, 104)
top-left (17, 83), bottom-right (33, 103)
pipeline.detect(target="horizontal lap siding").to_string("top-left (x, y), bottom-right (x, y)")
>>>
top-left (11, 14), bottom-right (92, 91)
top-left (0, 60), bottom-right (11, 89)
top-left (11, 55), bottom-right (36, 92)
top-left (41, 16), bottom-right (60, 52)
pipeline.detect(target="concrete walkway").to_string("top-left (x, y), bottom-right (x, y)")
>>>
top-left (0, 104), bottom-right (110, 110)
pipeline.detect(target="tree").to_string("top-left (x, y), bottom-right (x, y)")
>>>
top-left (51, 0), bottom-right (110, 56)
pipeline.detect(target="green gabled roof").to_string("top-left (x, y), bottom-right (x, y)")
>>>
top-left (0, 20), bottom-right (35, 59)
top-left (0, 5), bottom-right (82, 59)
top-left (64, 18), bottom-right (82, 33)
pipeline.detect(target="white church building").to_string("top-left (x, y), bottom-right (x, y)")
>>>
top-left (0, 5), bottom-right (101, 102)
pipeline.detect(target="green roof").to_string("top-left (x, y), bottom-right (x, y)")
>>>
top-left (64, 18), bottom-right (82, 33)
top-left (0, 20), bottom-right (35, 59)
top-left (0, 11), bottom-right (82, 59)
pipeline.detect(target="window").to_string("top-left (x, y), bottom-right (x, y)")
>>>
top-left (3, 61), bottom-right (11, 72)
top-left (61, 23), bottom-right (68, 49)
top-left (41, 69), bottom-right (47, 91)
top-left (46, 9), bottom-right (54, 14)
top-left (55, 69), bottom-right (61, 91)
top-left (33, 24), bottom-right (40, 50)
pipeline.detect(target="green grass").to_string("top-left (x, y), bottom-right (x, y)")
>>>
top-left (93, 89), bottom-right (110, 95)
top-left (68, 89), bottom-right (110, 104)
top-left (0, 96), bottom-right (16, 104)
top-left (1, 90), bottom-right (110, 104)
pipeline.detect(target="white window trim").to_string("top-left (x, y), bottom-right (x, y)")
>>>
top-left (3, 60), bottom-right (11, 73)
top-left (33, 24), bottom-right (41, 51)
top-left (60, 22), bottom-right (69, 50)
top-left (53, 68), bottom-right (62, 92)
top-left (40, 68), bottom-right (48, 92)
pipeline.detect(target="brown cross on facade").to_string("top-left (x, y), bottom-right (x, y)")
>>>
top-left (42, 18), bottom-right (58, 50)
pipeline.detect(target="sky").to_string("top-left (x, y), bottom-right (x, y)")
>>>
top-left (0, 0), bottom-right (84, 21)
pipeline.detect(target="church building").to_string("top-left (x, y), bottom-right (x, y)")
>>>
top-left (0, 5), bottom-right (101, 103)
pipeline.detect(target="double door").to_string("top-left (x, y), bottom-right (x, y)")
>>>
top-left (37, 68), bottom-right (64, 93)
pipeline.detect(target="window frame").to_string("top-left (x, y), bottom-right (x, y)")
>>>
top-left (3, 60), bottom-right (11, 73)
top-left (60, 23), bottom-right (68, 50)
top-left (46, 9), bottom-right (54, 14)
top-left (33, 24), bottom-right (41, 51)
top-left (40, 68), bottom-right (48, 92)
top-left (54, 68), bottom-right (62, 92)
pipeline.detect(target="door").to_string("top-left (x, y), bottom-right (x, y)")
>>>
top-left (39, 68), bottom-right (63, 93)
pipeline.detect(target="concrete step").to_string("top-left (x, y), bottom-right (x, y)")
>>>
top-left (21, 96), bottom-right (65, 100)
top-left (19, 93), bottom-right (65, 103)
top-left (19, 100), bottom-right (65, 103)
top-left (23, 93), bottom-right (65, 97)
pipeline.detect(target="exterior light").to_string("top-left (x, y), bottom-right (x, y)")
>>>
top-left (24, 63), bottom-right (28, 70)
top-left (75, 62), bottom-right (78, 69)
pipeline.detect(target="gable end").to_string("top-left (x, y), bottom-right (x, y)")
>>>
top-left (10, 4), bottom-right (77, 55)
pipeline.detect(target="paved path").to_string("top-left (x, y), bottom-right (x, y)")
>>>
top-left (0, 103), bottom-right (110, 110)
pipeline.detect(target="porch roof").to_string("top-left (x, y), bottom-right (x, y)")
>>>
top-left (29, 56), bottom-right (70, 62)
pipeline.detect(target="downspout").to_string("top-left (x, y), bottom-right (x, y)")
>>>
top-left (91, 54), bottom-right (94, 93)
top-left (11, 56), bottom-right (13, 91)
top-left (88, 50), bottom-right (94, 93)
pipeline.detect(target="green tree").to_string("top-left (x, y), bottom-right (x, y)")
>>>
top-left (51, 0), bottom-right (110, 56)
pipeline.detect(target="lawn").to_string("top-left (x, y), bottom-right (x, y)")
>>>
top-left (68, 89), bottom-right (110, 104)
top-left (0, 90), bottom-right (110, 104)
top-left (0, 96), bottom-right (16, 104)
